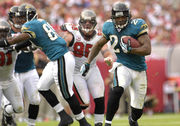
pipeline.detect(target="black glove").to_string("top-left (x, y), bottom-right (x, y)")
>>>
top-left (80, 62), bottom-right (90, 76)
top-left (60, 24), bottom-right (67, 31)
top-left (5, 40), bottom-right (32, 53)
top-left (0, 39), bottom-right (10, 47)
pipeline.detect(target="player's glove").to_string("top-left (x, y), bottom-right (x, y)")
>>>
top-left (120, 39), bottom-right (132, 53)
top-left (60, 24), bottom-right (67, 31)
top-left (0, 39), bottom-right (10, 47)
top-left (80, 62), bottom-right (90, 76)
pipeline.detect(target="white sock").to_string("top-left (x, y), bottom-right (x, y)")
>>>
top-left (94, 114), bottom-right (104, 124)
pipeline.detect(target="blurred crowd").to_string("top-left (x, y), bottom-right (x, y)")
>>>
top-left (0, 0), bottom-right (179, 121)
top-left (0, 0), bottom-right (180, 46)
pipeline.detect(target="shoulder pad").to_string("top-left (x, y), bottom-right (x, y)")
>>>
top-left (64, 23), bottom-right (78, 33)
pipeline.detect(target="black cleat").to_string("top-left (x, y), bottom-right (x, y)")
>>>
top-left (128, 116), bottom-right (139, 126)
top-left (104, 123), bottom-right (111, 126)
top-left (95, 122), bottom-right (103, 126)
top-left (58, 111), bottom-right (74, 126)
top-left (2, 112), bottom-right (17, 126)
top-left (79, 117), bottom-right (91, 126)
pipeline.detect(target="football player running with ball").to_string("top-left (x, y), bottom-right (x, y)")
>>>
top-left (60, 9), bottom-right (113, 126)
top-left (80, 2), bottom-right (151, 126)
top-left (0, 19), bottom-right (24, 126)
top-left (0, 3), bottom-right (91, 126)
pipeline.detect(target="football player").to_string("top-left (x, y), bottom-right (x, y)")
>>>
top-left (59, 9), bottom-right (113, 126)
top-left (0, 19), bottom-right (24, 126)
top-left (0, 3), bottom-right (91, 126)
top-left (80, 2), bottom-right (151, 126)
top-left (1, 5), bottom-right (41, 126)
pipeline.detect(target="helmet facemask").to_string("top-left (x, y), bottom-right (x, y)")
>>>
top-left (79, 9), bottom-right (97, 36)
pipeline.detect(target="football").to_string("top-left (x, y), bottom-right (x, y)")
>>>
top-left (121, 36), bottom-right (141, 48)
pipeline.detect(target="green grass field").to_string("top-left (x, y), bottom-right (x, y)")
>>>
top-left (17, 113), bottom-right (180, 126)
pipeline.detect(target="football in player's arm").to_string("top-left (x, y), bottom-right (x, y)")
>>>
top-left (80, 2), bottom-right (151, 126)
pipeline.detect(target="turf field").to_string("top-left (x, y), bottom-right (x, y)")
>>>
top-left (17, 113), bottom-right (180, 126)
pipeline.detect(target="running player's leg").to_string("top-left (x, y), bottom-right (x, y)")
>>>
top-left (23, 69), bottom-right (40, 126)
top-left (53, 52), bottom-right (90, 126)
top-left (87, 67), bottom-right (105, 126)
top-left (128, 70), bottom-right (147, 126)
top-left (105, 66), bottom-right (131, 126)
top-left (38, 61), bottom-right (73, 126)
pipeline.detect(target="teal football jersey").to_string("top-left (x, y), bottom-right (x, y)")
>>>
top-left (103, 18), bottom-right (148, 71)
top-left (11, 30), bottom-right (35, 73)
top-left (21, 19), bottom-right (68, 61)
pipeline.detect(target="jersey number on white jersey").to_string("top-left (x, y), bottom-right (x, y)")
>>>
top-left (73, 42), bottom-right (93, 58)
top-left (0, 52), bottom-right (12, 66)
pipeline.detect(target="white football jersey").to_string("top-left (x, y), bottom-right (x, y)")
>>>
top-left (0, 48), bottom-right (17, 88)
top-left (66, 23), bottom-right (102, 74)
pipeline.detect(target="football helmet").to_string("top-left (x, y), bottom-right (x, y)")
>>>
top-left (18, 3), bottom-right (37, 23)
top-left (0, 20), bottom-right (11, 39)
top-left (111, 2), bottom-right (131, 30)
top-left (79, 9), bottom-right (97, 36)
top-left (8, 6), bottom-right (22, 29)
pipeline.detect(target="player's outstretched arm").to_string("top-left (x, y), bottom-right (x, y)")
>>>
top-left (101, 44), bottom-right (114, 67)
top-left (0, 33), bottom-right (31, 47)
top-left (80, 36), bottom-right (108, 76)
top-left (87, 36), bottom-right (108, 64)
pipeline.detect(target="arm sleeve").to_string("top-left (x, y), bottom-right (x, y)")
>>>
top-left (14, 40), bottom-right (32, 51)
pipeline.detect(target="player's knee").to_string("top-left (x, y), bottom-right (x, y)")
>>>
top-left (130, 106), bottom-right (143, 121)
top-left (38, 84), bottom-right (49, 91)
top-left (14, 105), bottom-right (24, 113)
top-left (94, 97), bottom-right (104, 114)
top-left (29, 95), bottom-right (41, 105)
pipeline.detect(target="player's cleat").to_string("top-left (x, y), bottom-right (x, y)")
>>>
top-left (104, 123), bottom-right (111, 126)
top-left (79, 117), bottom-right (91, 126)
top-left (2, 112), bottom-right (17, 126)
top-left (95, 122), bottom-right (103, 126)
top-left (128, 116), bottom-right (139, 126)
top-left (58, 111), bottom-right (74, 126)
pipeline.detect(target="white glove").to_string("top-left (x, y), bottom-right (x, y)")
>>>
top-left (120, 39), bottom-right (132, 53)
